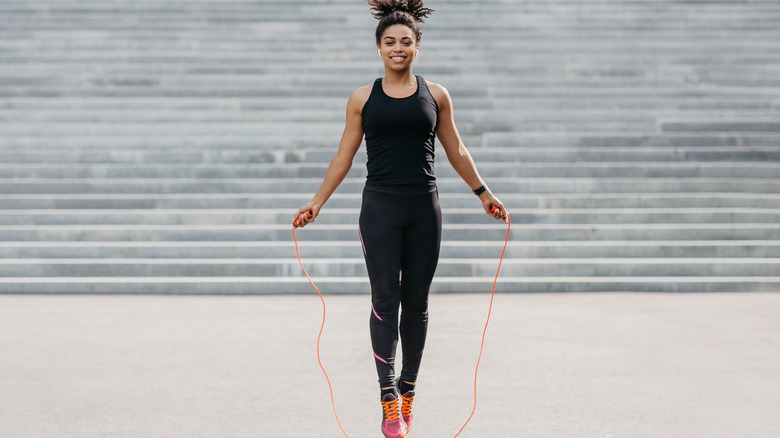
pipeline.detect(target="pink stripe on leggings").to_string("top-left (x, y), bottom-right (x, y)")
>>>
top-left (358, 227), bottom-right (367, 256)
top-left (373, 352), bottom-right (389, 365)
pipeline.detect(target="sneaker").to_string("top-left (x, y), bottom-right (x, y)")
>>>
top-left (399, 390), bottom-right (415, 430)
top-left (380, 393), bottom-right (408, 438)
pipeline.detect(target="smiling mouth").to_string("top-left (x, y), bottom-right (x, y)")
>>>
top-left (391, 56), bottom-right (406, 61)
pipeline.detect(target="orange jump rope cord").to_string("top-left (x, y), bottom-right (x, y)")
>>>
top-left (453, 214), bottom-right (511, 438)
top-left (293, 212), bottom-right (510, 438)
top-left (293, 226), bottom-right (350, 438)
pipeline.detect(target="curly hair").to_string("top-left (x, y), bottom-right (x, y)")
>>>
top-left (368, 0), bottom-right (435, 44)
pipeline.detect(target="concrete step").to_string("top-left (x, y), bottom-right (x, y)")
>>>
top-left (481, 133), bottom-right (780, 148)
top-left (3, 193), bottom-right (778, 210)
top-left (0, 149), bottom-right (304, 164)
top-left (1, 223), bottom-right (777, 242)
top-left (4, 4), bottom-right (778, 20)
top-left (0, 136), bottom-right (330, 151)
top-left (4, 35), bottom-right (780, 51)
top-left (3, 84), bottom-right (779, 100)
top-left (8, 109), bottom-right (778, 126)
top-left (0, 121), bottom-right (652, 135)
top-left (481, 86), bottom-right (780, 100)
top-left (4, 37), bottom-right (778, 51)
top-left (1, 241), bottom-right (778, 259)
top-left (0, 276), bottom-right (777, 294)
top-left (0, 108), bottom-right (345, 123)
top-left (0, 122), bottom-right (345, 137)
top-left (7, 119), bottom-right (773, 135)
top-left (1, 177), bottom-right (777, 194)
top-left (0, 257), bottom-right (777, 278)
top-left (0, 97), bottom-right (346, 112)
top-left (1, 97), bottom-right (776, 113)
top-left (4, 146), bottom-right (780, 164)
top-left (7, 71), bottom-right (780, 90)
top-left (2, 162), bottom-right (779, 179)
top-left (663, 121), bottom-right (780, 133)
top-left (1, 208), bottom-right (779, 226)
top-left (307, 147), bottom-right (780, 163)
top-left (5, 31), bottom-right (779, 47)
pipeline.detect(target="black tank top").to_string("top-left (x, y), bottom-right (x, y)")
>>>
top-left (361, 75), bottom-right (439, 186)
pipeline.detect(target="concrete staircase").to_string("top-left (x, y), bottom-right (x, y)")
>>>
top-left (1, 0), bottom-right (779, 293)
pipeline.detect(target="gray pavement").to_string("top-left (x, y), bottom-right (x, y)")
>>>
top-left (1, 292), bottom-right (779, 438)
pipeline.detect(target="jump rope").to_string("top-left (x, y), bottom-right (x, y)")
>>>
top-left (293, 205), bottom-right (511, 437)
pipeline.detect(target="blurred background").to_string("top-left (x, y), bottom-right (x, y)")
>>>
top-left (1, 0), bottom-right (779, 294)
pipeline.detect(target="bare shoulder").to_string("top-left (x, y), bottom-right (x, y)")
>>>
top-left (348, 83), bottom-right (374, 110)
top-left (425, 80), bottom-right (452, 110)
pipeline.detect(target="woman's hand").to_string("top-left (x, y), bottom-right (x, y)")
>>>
top-left (480, 193), bottom-right (508, 222)
top-left (293, 202), bottom-right (321, 228)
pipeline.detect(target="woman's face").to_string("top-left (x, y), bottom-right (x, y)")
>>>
top-left (378, 24), bottom-right (419, 70)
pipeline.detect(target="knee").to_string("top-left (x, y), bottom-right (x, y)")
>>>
top-left (372, 292), bottom-right (400, 317)
top-left (401, 297), bottom-right (428, 317)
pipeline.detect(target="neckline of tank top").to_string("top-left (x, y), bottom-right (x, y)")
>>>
top-left (379, 76), bottom-right (420, 100)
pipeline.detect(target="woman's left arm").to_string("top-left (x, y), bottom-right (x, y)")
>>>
top-left (430, 82), bottom-right (508, 221)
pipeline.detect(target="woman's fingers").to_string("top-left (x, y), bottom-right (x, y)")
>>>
top-left (488, 202), bottom-right (508, 222)
top-left (293, 209), bottom-right (315, 228)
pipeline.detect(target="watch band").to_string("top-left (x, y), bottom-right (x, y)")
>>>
top-left (472, 185), bottom-right (487, 196)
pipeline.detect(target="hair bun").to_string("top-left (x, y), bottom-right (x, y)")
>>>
top-left (368, 0), bottom-right (434, 23)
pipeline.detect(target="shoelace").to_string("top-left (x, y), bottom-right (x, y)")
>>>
top-left (400, 394), bottom-right (414, 418)
top-left (381, 398), bottom-right (401, 422)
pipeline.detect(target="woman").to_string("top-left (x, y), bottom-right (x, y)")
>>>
top-left (293, 1), bottom-right (507, 436)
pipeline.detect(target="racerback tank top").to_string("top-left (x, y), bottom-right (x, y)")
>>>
top-left (361, 75), bottom-right (439, 186)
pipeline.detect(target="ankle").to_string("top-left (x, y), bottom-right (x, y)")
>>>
top-left (398, 379), bottom-right (415, 394)
top-left (380, 385), bottom-right (397, 398)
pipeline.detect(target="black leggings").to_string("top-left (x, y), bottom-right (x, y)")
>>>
top-left (359, 185), bottom-right (442, 392)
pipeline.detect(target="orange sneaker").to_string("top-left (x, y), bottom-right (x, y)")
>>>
top-left (380, 393), bottom-right (408, 438)
top-left (399, 390), bottom-right (415, 430)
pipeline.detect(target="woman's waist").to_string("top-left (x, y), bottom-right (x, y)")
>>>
top-left (363, 183), bottom-right (437, 195)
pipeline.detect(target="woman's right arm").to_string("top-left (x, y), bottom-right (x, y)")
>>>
top-left (293, 86), bottom-right (369, 228)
